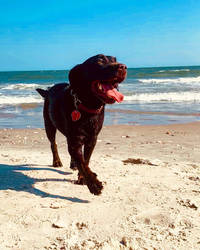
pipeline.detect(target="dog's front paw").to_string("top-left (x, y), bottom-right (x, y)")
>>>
top-left (87, 174), bottom-right (103, 195)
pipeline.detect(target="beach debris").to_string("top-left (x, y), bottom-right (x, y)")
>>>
top-left (188, 176), bottom-right (200, 182)
top-left (120, 236), bottom-right (128, 247)
top-left (192, 189), bottom-right (200, 193)
top-left (52, 223), bottom-right (63, 229)
top-left (122, 158), bottom-right (157, 166)
top-left (1, 154), bottom-right (9, 157)
top-left (179, 218), bottom-right (193, 229)
top-left (177, 199), bottom-right (198, 210)
top-left (52, 216), bottom-right (69, 229)
top-left (121, 135), bottom-right (130, 138)
top-left (189, 164), bottom-right (199, 169)
top-left (76, 222), bottom-right (88, 230)
top-left (166, 131), bottom-right (174, 136)
top-left (50, 203), bottom-right (60, 209)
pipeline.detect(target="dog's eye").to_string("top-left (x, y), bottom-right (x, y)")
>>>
top-left (97, 54), bottom-right (111, 64)
top-left (106, 56), bottom-right (116, 63)
top-left (98, 58), bottom-right (104, 65)
top-left (113, 57), bottom-right (117, 62)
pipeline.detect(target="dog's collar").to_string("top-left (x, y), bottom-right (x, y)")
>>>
top-left (70, 88), bottom-right (103, 114)
top-left (78, 103), bottom-right (103, 114)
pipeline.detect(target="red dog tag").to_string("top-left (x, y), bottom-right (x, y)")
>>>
top-left (71, 110), bottom-right (81, 121)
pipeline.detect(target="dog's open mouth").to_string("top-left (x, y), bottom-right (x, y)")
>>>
top-left (92, 80), bottom-right (124, 104)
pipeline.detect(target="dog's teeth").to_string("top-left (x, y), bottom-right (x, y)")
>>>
top-left (98, 84), bottom-right (102, 91)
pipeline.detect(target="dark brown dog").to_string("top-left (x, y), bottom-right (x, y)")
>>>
top-left (36, 54), bottom-right (127, 195)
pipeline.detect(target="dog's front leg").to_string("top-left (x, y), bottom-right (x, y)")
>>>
top-left (68, 139), bottom-right (103, 195)
top-left (74, 136), bottom-right (98, 185)
top-left (84, 136), bottom-right (97, 165)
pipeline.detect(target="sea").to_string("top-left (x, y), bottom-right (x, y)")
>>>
top-left (0, 66), bottom-right (200, 128)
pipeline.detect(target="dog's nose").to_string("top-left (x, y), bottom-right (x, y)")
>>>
top-left (118, 64), bottom-right (127, 70)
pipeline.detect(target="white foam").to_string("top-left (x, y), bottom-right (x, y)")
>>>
top-left (1, 83), bottom-right (52, 90)
top-left (157, 69), bottom-right (190, 73)
top-left (124, 92), bottom-right (200, 102)
top-left (1, 83), bottom-right (40, 90)
top-left (170, 69), bottom-right (190, 72)
top-left (138, 76), bottom-right (200, 85)
top-left (0, 95), bottom-right (43, 105)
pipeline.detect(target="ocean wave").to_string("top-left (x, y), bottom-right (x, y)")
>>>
top-left (170, 69), bottom-right (190, 72)
top-left (0, 83), bottom-right (50, 90)
top-left (1, 92), bottom-right (198, 105)
top-left (138, 76), bottom-right (200, 85)
top-left (157, 69), bottom-right (190, 73)
top-left (124, 92), bottom-right (200, 102)
top-left (0, 95), bottom-right (43, 105)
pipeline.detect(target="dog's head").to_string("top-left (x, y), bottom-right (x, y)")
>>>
top-left (69, 54), bottom-right (127, 104)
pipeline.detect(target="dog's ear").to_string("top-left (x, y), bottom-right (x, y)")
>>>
top-left (69, 64), bottom-right (84, 85)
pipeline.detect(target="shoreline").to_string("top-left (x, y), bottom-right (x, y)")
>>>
top-left (0, 105), bottom-right (200, 129)
top-left (106, 108), bottom-right (200, 117)
top-left (0, 122), bottom-right (200, 249)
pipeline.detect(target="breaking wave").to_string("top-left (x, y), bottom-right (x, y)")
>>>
top-left (124, 92), bottom-right (200, 102)
top-left (138, 76), bottom-right (200, 85)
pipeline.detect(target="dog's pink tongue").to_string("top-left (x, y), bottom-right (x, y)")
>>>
top-left (106, 88), bottom-right (124, 103)
top-left (102, 84), bottom-right (124, 103)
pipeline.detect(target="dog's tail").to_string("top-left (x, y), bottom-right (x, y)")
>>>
top-left (36, 88), bottom-right (48, 98)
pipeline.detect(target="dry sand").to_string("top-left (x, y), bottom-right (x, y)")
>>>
top-left (0, 122), bottom-right (200, 249)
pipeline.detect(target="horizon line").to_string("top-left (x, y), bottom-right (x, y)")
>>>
top-left (1, 64), bottom-right (200, 73)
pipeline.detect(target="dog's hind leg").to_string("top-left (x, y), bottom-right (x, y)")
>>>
top-left (70, 158), bottom-right (78, 170)
top-left (43, 99), bottom-right (63, 167)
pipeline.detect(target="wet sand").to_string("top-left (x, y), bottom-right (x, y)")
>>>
top-left (1, 106), bottom-right (200, 129)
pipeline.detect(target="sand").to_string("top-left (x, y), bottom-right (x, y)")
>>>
top-left (0, 122), bottom-right (200, 249)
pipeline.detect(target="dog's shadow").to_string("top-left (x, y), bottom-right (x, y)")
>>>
top-left (0, 164), bottom-right (89, 203)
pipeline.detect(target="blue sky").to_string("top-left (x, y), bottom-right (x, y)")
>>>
top-left (0, 0), bottom-right (200, 71)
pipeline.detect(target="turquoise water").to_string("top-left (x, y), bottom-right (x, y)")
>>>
top-left (0, 66), bottom-right (200, 128)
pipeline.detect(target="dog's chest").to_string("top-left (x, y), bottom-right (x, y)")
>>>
top-left (71, 112), bottom-right (104, 137)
